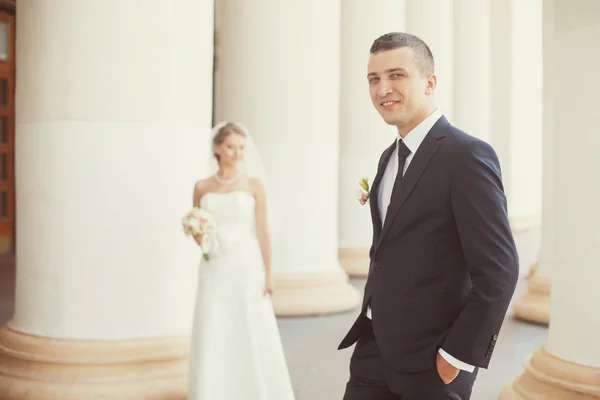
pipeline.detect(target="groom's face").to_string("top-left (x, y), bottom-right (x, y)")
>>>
top-left (367, 47), bottom-right (434, 129)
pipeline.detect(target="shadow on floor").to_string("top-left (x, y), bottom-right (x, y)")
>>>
top-left (277, 277), bottom-right (549, 400)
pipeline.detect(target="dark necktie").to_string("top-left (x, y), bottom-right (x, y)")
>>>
top-left (391, 139), bottom-right (411, 199)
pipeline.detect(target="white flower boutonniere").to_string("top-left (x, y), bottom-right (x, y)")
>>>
top-left (358, 177), bottom-right (370, 205)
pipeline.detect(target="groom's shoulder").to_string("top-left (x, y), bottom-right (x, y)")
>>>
top-left (442, 125), bottom-right (500, 169)
top-left (444, 124), bottom-right (496, 155)
top-left (445, 124), bottom-right (479, 146)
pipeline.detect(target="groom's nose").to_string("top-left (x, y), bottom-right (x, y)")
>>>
top-left (377, 82), bottom-right (393, 98)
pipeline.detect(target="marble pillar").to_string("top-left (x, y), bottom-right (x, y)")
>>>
top-left (453, 0), bottom-right (492, 143)
top-left (489, 0), bottom-right (544, 295)
top-left (406, 0), bottom-right (454, 122)
top-left (0, 0), bottom-right (214, 398)
top-left (338, 0), bottom-right (406, 278)
top-left (502, 0), bottom-right (549, 326)
top-left (500, 1), bottom-right (600, 398)
top-left (214, 0), bottom-right (360, 316)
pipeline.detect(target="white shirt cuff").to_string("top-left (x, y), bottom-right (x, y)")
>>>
top-left (438, 348), bottom-right (475, 372)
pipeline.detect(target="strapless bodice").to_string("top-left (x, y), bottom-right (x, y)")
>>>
top-left (200, 191), bottom-right (257, 254)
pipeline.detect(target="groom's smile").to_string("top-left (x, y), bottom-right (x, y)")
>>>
top-left (381, 100), bottom-right (400, 109)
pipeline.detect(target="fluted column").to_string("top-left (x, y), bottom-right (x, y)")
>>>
top-left (499, 0), bottom-right (548, 326)
top-left (338, 0), bottom-right (406, 278)
top-left (214, 0), bottom-right (360, 316)
top-left (500, 1), bottom-right (600, 398)
top-left (0, 1), bottom-right (214, 398)
top-left (406, 0), bottom-right (454, 121)
top-left (503, 0), bottom-right (543, 231)
top-left (489, 0), bottom-right (544, 295)
top-left (453, 0), bottom-right (492, 143)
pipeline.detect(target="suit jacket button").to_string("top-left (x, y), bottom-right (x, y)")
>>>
top-left (374, 261), bottom-right (383, 268)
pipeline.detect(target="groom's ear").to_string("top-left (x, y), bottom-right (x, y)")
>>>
top-left (425, 74), bottom-right (437, 95)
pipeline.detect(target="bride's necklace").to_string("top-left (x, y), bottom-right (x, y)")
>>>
top-left (213, 171), bottom-right (241, 184)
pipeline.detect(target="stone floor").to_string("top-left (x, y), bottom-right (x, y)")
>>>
top-left (0, 249), bottom-right (547, 400)
top-left (278, 277), bottom-right (548, 400)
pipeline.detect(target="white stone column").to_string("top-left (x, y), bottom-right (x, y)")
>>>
top-left (501, 1), bottom-right (600, 398)
top-left (504, 0), bottom-right (544, 230)
top-left (511, 0), bottom-right (551, 326)
top-left (453, 0), bottom-right (492, 143)
top-left (0, 1), bottom-right (214, 398)
top-left (338, 0), bottom-right (406, 278)
top-left (214, 0), bottom-right (360, 315)
top-left (406, 0), bottom-right (454, 121)
top-left (490, 0), bottom-right (543, 293)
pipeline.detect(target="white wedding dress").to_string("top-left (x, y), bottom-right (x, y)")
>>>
top-left (187, 190), bottom-right (296, 400)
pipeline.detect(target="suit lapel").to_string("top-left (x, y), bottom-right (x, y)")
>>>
top-left (379, 117), bottom-right (450, 245)
top-left (370, 141), bottom-right (396, 240)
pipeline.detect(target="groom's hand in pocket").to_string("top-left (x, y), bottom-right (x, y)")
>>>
top-left (436, 353), bottom-right (460, 384)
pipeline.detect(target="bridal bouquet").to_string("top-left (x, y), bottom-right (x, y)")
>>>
top-left (182, 207), bottom-right (217, 260)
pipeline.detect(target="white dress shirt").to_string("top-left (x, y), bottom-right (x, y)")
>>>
top-left (365, 108), bottom-right (475, 373)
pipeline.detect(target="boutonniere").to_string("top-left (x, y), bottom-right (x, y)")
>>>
top-left (358, 177), bottom-right (370, 205)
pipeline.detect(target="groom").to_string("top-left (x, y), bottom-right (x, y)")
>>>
top-left (338, 32), bottom-right (519, 399)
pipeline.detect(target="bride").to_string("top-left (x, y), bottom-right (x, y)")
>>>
top-left (187, 121), bottom-right (296, 400)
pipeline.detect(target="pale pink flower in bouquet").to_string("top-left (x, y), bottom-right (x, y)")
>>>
top-left (182, 207), bottom-right (217, 260)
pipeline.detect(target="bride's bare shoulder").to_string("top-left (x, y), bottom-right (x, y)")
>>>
top-left (248, 176), bottom-right (266, 198)
top-left (194, 177), bottom-right (214, 195)
top-left (248, 176), bottom-right (265, 187)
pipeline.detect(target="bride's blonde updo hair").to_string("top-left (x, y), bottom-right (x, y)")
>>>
top-left (213, 122), bottom-right (246, 162)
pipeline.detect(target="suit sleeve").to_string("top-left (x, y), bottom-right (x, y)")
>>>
top-left (443, 139), bottom-right (519, 368)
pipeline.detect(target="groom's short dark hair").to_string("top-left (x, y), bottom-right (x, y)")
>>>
top-left (370, 32), bottom-right (434, 77)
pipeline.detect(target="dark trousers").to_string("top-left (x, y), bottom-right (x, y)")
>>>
top-left (343, 317), bottom-right (478, 400)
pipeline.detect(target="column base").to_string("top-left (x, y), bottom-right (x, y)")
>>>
top-left (0, 324), bottom-right (189, 400)
top-left (273, 268), bottom-right (361, 316)
top-left (339, 247), bottom-right (369, 277)
top-left (499, 346), bottom-right (600, 400)
top-left (513, 270), bottom-right (551, 326)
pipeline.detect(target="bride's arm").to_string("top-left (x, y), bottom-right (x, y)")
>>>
top-left (193, 184), bottom-right (201, 207)
top-left (192, 181), bottom-right (204, 247)
top-left (251, 178), bottom-right (272, 285)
